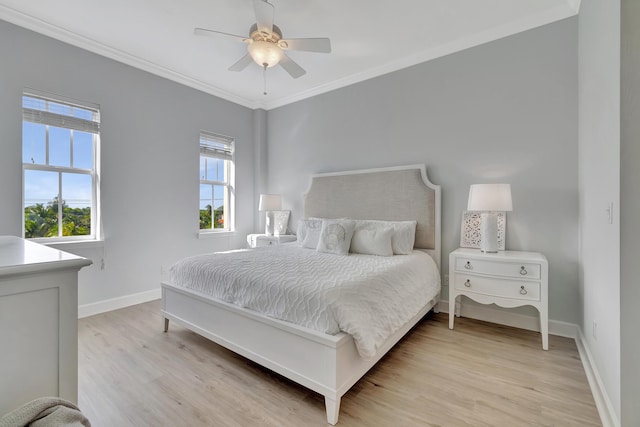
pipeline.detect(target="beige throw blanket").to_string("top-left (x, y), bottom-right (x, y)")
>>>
top-left (0, 397), bottom-right (90, 427)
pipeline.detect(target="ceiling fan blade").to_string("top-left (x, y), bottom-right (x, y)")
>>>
top-left (279, 38), bottom-right (331, 53)
top-left (194, 28), bottom-right (247, 43)
top-left (228, 53), bottom-right (254, 72)
top-left (279, 54), bottom-right (306, 79)
top-left (252, 0), bottom-right (274, 34)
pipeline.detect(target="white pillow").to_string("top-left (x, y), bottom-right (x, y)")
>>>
top-left (350, 226), bottom-right (393, 256)
top-left (355, 220), bottom-right (417, 254)
top-left (296, 219), bottom-right (323, 249)
top-left (316, 219), bottom-right (356, 256)
top-left (388, 220), bottom-right (417, 254)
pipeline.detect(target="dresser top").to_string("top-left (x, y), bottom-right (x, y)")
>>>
top-left (451, 247), bottom-right (547, 263)
top-left (0, 236), bottom-right (92, 277)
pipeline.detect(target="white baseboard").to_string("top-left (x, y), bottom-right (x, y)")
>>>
top-left (78, 288), bottom-right (161, 318)
top-left (436, 298), bottom-right (618, 427)
top-left (436, 298), bottom-right (577, 338)
top-left (575, 329), bottom-right (620, 427)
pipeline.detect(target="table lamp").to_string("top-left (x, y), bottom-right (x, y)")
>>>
top-left (258, 194), bottom-right (282, 236)
top-left (467, 184), bottom-right (512, 253)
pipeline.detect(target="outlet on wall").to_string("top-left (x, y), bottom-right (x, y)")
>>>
top-left (443, 274), bottom-right (449, 286)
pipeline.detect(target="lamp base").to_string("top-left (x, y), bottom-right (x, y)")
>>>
top-left (265, 211), bottom-right (274, 236)
top-left (480, 212), bottom-right (499, 253)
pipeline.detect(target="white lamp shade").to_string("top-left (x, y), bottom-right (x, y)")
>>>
top-left (467, 184), bottom-right (513, 212)
top-left (258, 194), bottom-right (282, 211)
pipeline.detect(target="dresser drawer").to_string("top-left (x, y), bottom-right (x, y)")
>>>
top-left (454, 257), bottom-right (541, 279)
top-left (453, 274), bottom-right (540, 301)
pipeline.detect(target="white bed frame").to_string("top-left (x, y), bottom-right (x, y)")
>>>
top-left (161, 164), bottom-right (441, 424)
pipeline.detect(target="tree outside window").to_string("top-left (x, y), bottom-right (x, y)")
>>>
top-left (22, 92), bottom-right (100, 241)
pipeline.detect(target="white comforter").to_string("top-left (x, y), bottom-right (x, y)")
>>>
top-left (169, 244), bottom-right (440, 358)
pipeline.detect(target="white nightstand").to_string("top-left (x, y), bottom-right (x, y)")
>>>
top-left (448, 248), bottom-right (549, 350)
top-left (247, 234), bottom-right (297, 248)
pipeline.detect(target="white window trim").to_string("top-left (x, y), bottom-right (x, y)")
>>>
top-left (197, 230), bottom-right (238, 239)
top-left (198, 131), bottom-right (235, 235)
top-left (21, 89), bottom-right (101, 243)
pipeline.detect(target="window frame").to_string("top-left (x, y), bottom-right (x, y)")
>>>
top-left (199, 131), bottom-right (235, 234)
top-left (21, 90), bottom-right (101, 243)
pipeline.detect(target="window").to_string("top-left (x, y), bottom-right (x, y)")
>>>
top-left (199, 131), bottom-right (234, 232)
top-left (22, 91), bottom-right (100, 241)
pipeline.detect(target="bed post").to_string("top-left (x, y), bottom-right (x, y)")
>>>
top-left (325, 396), bottom-right (341, 425)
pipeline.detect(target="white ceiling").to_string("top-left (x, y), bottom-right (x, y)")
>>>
top-left (0, 0), bottom-right (578, 110)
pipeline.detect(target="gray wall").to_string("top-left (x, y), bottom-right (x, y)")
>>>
top-left (252, 108), bottom-right (268, 232)
top-left (620, 0), bottom-right (640, 424)
top-left (0, 20), bottom-right (255, 305)
top-left (578, 0), bottom-right (621, 420)
top-left (266, 18), bottom-right (579, 324)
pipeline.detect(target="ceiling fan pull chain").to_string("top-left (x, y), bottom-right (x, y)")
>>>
top-left (263, 63), bottom-right (268, 95)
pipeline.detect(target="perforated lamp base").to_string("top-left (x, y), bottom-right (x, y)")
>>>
top-left (264, 211), bottom-right (275, 236)
top-left (480, 212), bottom-right (499, 253)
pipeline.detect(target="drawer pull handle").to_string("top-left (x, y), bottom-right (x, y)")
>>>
top-left (520, 266), bottom-right (528, 275)
top-left (464, 261), bottom-right (473, 270)
top-left (464, 279), bottom-right (471, 288)
top-left (520, 285), bottom-right (527, 295)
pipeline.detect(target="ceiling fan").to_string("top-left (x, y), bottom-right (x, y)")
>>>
top-left (194, 0), bottom-right (331, 84)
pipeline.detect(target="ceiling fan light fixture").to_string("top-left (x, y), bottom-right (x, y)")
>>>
top-left (194, 1), bottom-right (329, 82)
top-left (248, 40), bottom-right (283, 68)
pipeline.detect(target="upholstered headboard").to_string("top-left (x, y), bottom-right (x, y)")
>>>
top-left (303, 165), bottom-right (441, 270)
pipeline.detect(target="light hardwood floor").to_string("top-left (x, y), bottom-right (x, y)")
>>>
top-left (78, 301), bottom-right (601, 426)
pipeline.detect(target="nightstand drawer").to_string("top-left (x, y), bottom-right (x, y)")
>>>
top-left (454, 274), bottom-right (540, 301)
top-left (255, 238), bottom-right (277, 247)
top-left (454, 258), bottom-right (541, 279)
top-left (247, 234), bottom-right (297, 248)
top-left (449, 248), bottom-right (549, 350)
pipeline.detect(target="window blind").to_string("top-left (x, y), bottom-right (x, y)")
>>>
top-left (200, 131), bottom-right (234, 161)
top-left (22, 95), bottom-right (100, 134)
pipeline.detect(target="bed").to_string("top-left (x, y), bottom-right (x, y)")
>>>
top-left (161, 164), bottom-right (441, 424)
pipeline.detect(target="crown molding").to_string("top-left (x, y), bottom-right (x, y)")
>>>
top-left (0, 5), bottom-right (259, 110)
top-left (263, 3), bottom-right (578, 110)
top-left (1, 3), bottom-right (577, 111)
top-left (565, 0), bottom-right (582, 13)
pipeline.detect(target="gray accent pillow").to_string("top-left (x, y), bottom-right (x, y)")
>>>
top-left (317, 219), bottom-right (356, 255)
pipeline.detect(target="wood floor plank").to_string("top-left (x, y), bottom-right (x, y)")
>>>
top-left (78, 301), bottom-right (601, 426)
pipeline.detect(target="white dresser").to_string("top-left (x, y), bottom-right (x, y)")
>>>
top-left (448, 248), bottom-right (549, 350)
top-left (0, 236), bottom-right (92, 415)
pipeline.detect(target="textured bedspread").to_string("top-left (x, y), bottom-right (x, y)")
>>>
top-left (169, 244), bottom-right (440, 358)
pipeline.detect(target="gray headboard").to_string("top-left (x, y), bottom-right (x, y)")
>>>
top-left (303, 164), bottom-right (441, 270)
